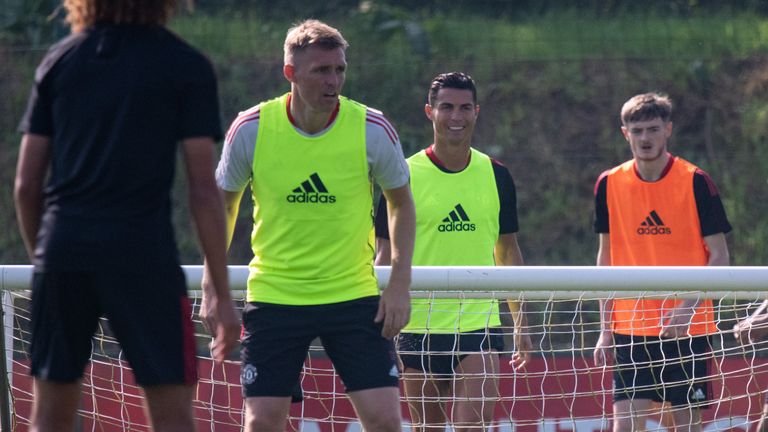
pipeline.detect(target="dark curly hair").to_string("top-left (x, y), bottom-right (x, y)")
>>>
top-left (63, 0), bottom-right (184, 32)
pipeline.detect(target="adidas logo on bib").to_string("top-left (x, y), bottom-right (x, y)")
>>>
top-left (286, 172), bottom-right (336, 204)
top-left (438, 204), bottom-right (476, 232)
top-left (636, 210), bottom-right (671, 235)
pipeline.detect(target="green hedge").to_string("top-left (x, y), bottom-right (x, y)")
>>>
top-left (2, 8), bottom-right (767, 267)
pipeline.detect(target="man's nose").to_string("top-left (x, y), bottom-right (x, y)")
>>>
top-left (327, 72), bottom-right (341, 87)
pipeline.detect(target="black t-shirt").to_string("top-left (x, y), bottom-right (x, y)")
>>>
top-left (375, 155), bottom-right (519, 239)
top-left (593, 160), bottom-right (732, 236)
top-left (19, 23), bottom-right (222, 271)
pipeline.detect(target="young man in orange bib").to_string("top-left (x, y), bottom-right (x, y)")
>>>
top-left (592, 93), bottom-right (731, 432)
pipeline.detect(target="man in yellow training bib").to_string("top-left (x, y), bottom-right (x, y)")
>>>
top-left (376, 72), bottom-right (532, 431)
top-left (201, 19), bottom-right (415, 432)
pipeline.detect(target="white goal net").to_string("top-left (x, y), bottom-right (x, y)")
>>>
top-left (1, 265), bottom-right (767, 431)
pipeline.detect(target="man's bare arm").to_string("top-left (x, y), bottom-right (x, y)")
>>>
top-left (375, 184), bottom-right (415, 339)
top-left (14, 133), bottom-right (51, 261)
top-left (496, 233), bottom-right (531, 368)
top-left (594, 233), bottom-right (614, 366)
top-left (182, 137), bottom-right (239, 363)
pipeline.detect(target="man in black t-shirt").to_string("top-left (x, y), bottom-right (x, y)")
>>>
top-left (14, 1), bottom-right (238, 430)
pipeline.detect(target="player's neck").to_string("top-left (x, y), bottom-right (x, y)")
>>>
top-left (288, 93), bottom-right (337, 135)
top-left (432, 140), bottom-right (471, 172)
top-left (634, 152), bottom-right (671, 182)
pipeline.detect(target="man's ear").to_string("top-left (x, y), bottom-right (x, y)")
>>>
top-left (621, 125), bottom-right (630, 141)
top-left (665, 121), bottom-right (673, 138)
top-left (284, 64), bottom-right (295, 82)
top-left (424, 103), bottom-right (433, 121)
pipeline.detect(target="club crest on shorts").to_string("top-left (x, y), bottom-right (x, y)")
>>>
top-left (241, 364), bottom-right (258, 386)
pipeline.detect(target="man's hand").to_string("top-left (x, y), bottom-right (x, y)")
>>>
top-left (209, 297), bottom-right (240, 364)
top-left (509, 330), bottom-right (532, 370)
top-left (375, 277), bottom-right (411, 339)
top-left (593, 331), bottom-right (614, 367)
top-left (659, 303), bottom-right (696, 339)
top-left (734, 318), bottom-right (768, 346)
top-left (201, 276), bottom-right (240, 364)
top-left (377, 184), bottom-right (415, 339)
top-left (734, 300), bottom-right (768, 346)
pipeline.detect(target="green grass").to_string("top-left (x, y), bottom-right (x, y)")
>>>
top-left (168, 10), bottom-right (768, 63)
top-left (169, 13), bottom-right (287, 62)
top-left (422, 11), bottom-right (768, 61)
top-left (3, 8), bottom-right (768, 266)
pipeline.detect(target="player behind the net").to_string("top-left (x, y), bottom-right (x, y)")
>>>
top-left (734, 300), bottom-right (768, 432)
top-left (592, 92), bottom-right (732, 432)
top-left (375, 71), bottom-right (533, 431)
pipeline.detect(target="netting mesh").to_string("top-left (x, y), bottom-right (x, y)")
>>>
top-left (2, 289), bottom-right (767, 431)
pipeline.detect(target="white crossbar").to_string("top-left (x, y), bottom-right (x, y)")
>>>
top-left (2, 265), bottom-right (767, 299)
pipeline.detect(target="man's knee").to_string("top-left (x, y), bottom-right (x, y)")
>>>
top-left (360, 410), bottom-right (402, 432)
top-left (613, 415), bottom-right (642, 432)
top-left (31, 380), bottom-right (81, 432)
top-left (245, 416), bottom-right (287, 432)
top-left (142, 384), bottom-right (195, 432)
top-left (612, 400), bottom-right (648, 432)
top-left (452, 399), bottom-right (496, 425)
top-left (244, 397), bottom-right (291, 432)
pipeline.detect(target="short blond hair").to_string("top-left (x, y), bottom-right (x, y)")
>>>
top-left (63, 0), bottom-right (180, 32)
top-left (621, 93), bottom-right (672, 125)
top-left (283, 19), bottom-right (348, 65)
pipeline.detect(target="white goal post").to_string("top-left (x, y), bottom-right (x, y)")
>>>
top-left (1, 264), bottom-right (768, 432)
top-left (3, 265), bottom-right (766, 296)
top-left (3, 265), bottom-right (767, 293)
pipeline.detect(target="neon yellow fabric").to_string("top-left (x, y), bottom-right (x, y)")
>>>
top-left (405, 148), bottom-right (501, 333)
top-left (247, 93), bottom-right (377, 304)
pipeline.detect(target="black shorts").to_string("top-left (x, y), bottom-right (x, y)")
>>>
top-left (397, 328), bottom-right (504, 377)
top-left (613, 333), bottom-right (712, 407)
top-left (240, 296), bottom-right (398, 398)
top-left (29, 268), bottom-right (196, 386)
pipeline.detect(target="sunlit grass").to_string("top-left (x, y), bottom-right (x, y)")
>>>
top-left (168, 10), bottom-right (768, 71)
top-left (423, 11), bottom-right (768, 62)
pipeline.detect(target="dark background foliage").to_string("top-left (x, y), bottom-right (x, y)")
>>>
top-left (2, 0), bottom-right (767, 268)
